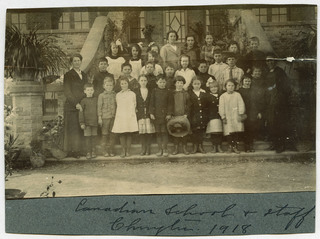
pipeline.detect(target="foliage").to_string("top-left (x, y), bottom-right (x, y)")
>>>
top-left (189, 21), bottom-right (205, 45)
top-left (208, 9), bottom-right (235, 50)
top-left (289, 25), bottom-right (317, 58)
top-left (4, 105), bottom-right (21, 180)
top-left (5, 134), bottom-right (21, 181)
top-left (40, 176), bottom-right (62, 198)
top-left (142, 24), bottom-right (155, 43)
top-left (41, 115), bottom-right (64, 150)
top-left (5, 25), bottom-right (69, 80)
top-left (105, 18), bottom-right (118, 56)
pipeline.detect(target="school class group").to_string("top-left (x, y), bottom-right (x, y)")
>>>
top-left (64, 30), bottom-right (292, 160)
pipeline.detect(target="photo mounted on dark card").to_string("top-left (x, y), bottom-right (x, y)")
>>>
top-left (3, 2), bottom-right (317, 238)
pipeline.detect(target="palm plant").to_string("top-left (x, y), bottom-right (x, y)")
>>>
top-left (5, 25), bottom-right (69, 81)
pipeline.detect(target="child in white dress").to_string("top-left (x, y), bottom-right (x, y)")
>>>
top-left (219, 79), bottom-right (246, 153)
top-left (112, 78), bottom-right (138, 157)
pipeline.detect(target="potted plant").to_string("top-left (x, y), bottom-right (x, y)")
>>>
top-left (30, 139), bottom-right (46, 168)
top-left (41, 115), bottom-right (67, 159)
top-left (5, 25), bottom-right (69, 81)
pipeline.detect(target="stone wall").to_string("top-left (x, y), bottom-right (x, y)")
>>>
top-left (9, 82), bottom-right (44, 151)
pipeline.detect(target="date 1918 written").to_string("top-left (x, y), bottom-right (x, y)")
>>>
top-left (209, 224), bottom-right (252, 234)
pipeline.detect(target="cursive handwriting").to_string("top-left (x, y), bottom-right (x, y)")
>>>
top-left (264, 204), bottom-right (315, 230)
top-left (72, 198), bottom-right (315, 235)
top-left (75, 198), bottom-right (156, 215)
top-left (110, 217), bottom-right (194, 236)
top-left (165, 203), bottom-right (236, 217)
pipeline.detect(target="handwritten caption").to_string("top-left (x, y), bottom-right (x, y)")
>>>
top-left (74, 198), bottom-right (315, 236)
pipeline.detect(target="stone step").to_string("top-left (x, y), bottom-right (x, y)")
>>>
top-left (47, 151), bottom-right (315, 165)
top-left (94, 140), bottom-right (272, 156)
top-left (46, 140), bottom-right (315, 165)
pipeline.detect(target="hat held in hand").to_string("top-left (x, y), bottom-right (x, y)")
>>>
top-left (167, 116), bottom-right (190, 137)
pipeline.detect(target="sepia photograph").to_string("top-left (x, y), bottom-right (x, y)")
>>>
top-left (2, 1), bottom-right (317, 238)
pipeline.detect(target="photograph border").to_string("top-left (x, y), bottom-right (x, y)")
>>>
top-left (1, 0), bottom-right (319, 238)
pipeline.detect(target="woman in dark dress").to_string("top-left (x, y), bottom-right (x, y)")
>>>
top-left (63, 54), bottom-right (88, 157)
top-left (265, 54), bottom-right (292, 153)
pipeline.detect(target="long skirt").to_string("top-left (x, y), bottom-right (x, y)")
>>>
top-left (63, 109), bottom-right (84, 153)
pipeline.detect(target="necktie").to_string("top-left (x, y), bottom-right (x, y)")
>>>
top-left (229, 67), bottom-right (233, 80)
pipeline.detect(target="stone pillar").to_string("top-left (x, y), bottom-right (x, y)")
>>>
top-left (9, 81), bottom-right (43, 154)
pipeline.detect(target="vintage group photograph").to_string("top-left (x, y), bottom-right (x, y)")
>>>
top-left (4, 4), bottom-right (316, 199)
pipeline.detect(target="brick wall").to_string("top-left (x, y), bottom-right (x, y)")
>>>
top-left (37, 30), bottom-right (89, 57)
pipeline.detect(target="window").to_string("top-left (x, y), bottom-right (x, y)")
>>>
top-left (206, 9), bottom-right (229, 39)
top-left (271, 7), bottom-right (287, 22)
top-left (74, 12), bottom-right (89, 29)
top-left (252, 8), bottom-right (268, 23)
top-left (43, 91), bottom-right (58, 116)
top-left (58, 11), bottom-right (89, 30)
top-left (129, 11), bottom-right (145, 42)
top-left (11, 13), bottom-right (27, 30)
top-left (164, 10), bottom-right (186, 42)
top-left (252, 7), bottom-right (287, 23)
top-left (58, 12), bottom-right (71, 30)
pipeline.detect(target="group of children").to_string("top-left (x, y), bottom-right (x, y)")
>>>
top-left (78, 34), bottom-right (277, 159)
